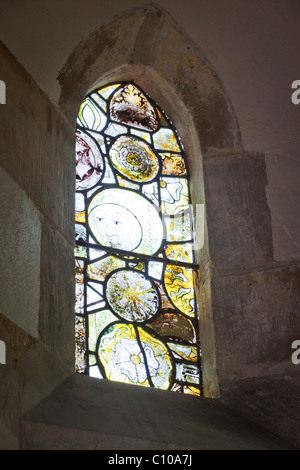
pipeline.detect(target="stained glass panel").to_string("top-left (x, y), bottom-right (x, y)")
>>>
top-left (160, 177), bottom-right (189, 215)
top-left (109, 135), bottom-right (159, 183)
top-left (109, 83), bottom-right (158, 131)
top-left (75, 129), bottom-right (104, 190)
top-left (97, 323), bottom-right (173, 389)
top-left (160, 153), bottom-right (187, 176)
top-left (164, 265), bottom-right (195, 317)
top-left (74, 81), bottom-right (202, 394)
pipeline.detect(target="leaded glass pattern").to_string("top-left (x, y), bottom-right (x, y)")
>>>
top-left (75, 82), bottom-right (202, 395)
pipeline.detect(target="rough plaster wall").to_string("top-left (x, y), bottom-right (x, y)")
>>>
top-left (0, 167), bottom-right (41, 337)
top-left (0, 0), bottom-right (299, 260)
top-left (0, 38), bottom-right (75, 365)
top-left (0, 1), bottom-right (299, 449)
top-left (0, 40), bottom-right (74, 448)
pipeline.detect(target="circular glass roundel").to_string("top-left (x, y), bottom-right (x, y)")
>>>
top-left (89, 202), bottom-right (142, 252)
top-left (106, 270), bottom-right (159, 322)
top-left (75, 129), bottom-right (104, 190)
top-left (109, 135), bottom-right (159, 183)
top-left (88, 188), bottom-right (163, 255)
top-left (97, 323), bottom-right (173, 389)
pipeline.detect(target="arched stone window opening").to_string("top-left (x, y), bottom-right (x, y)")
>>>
top-left (75, 81), bottom-right (202, 395)
top-left (58, 4), bottom-right (243, 399)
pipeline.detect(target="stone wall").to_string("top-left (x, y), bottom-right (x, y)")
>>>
top-left (0, 40), bottom-right (75, 448)
top-left (0, 4), bottom-right (299, 449)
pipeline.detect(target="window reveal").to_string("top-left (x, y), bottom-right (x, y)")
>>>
top-left (75, 82), bottom-right (202, 396)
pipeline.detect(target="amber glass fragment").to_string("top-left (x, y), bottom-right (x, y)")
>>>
top-left (110, 83), bottom-right (158, 131)
top-left (148, 311), bottom-right (196, 343)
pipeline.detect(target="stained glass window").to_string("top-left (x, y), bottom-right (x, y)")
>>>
top-left (75, 82), bottom-right (202, 396)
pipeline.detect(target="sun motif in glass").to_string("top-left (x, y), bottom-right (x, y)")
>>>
top-left (75, 81), bottom-right (202, 395)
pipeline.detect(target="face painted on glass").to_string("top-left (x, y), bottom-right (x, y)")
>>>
top-left (89, 203), bottom-right (142, 251)
top-left (75, 82), bottom-right (201, 395)
top-left (88, 187), bottom-right (164, 256)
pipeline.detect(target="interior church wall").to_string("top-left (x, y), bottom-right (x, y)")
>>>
top-left (0, 0), bottom-right (299, 263)
top-left (0, 40), bottom-right (75, 448)
top-left (57, 0), bottom-right (300, 391)
top-left (0, 0), bottom-right (299, 449)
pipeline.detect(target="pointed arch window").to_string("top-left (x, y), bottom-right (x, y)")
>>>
top-left (75, 82), bottom-right (202, 396)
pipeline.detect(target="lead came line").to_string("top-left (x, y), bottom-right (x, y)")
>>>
top-left (76, 240), bottom-right (198, 270)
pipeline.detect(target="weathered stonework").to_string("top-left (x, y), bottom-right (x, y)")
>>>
top-left (0, 314), bottom-right (71, 449)
top-left (58, 5), bottom-right (241, 155)
top-left (0, 3), bottom-right (299, 450)
top-left (0, 40), bottom-right (75, 243)
top-left (212, 263), bottom-right (300, 385)
top-left (0, 40), bottom-right (74, 448)
top-left (203, 151), bottom-right (274, 271)
top-left (0, 166), bottom-right (41, 337)
top-left (39, 220), bottom-right (75, 367)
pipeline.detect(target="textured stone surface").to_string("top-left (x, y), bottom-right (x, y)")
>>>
top-left (0, 314), bottom-right (72, 450)
top-left (212, 263), bottom-right (300, 384)
top-left (0, 1), bottom-right (299, 260)
top-left (0, 3), bottom-right (299, 451)
top-left (39, 221), bottom-right (75, 367)
top-left (0, 166), bottom-right (41, 337)
top-left (58, 5), bottom-right (240, 153)
top-left (0, 40), bottom-right (74, 448)
top-left (0, 40), bottom-right (74, 243)
top-left (21, 374), bottom-right (296, 450)
top-left (203, 151), bottom-right (273, 271)
top-left (220, 372), bottom-right (300, 449)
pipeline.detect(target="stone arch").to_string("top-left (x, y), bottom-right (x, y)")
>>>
top-left (58, 4), bottom-right (248, 398)
top-left (58, 4), bottom-right (241, 155)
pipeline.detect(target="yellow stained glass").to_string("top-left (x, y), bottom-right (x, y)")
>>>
top-left (167, 342), bottom-right (198, 362)
top-left (110, 135), bottom-right (159, 183)
top-left (98, 323), bottom-right (173, 389)
top-left (78, 98), bottom-right (107, 131)
top-left (75, 211), bottom-right (86, 223)
top-left (116, 175), bottom-right (140, 189)
top-left (74, 81), bottom-right (201, 394)
top-left (87, 256), bottom-right (125, 282)
top-left (153, 128), bottom-right (180, 152)
top-left (106, 270), bottom-right (159, 323)
top-left (160, 153), bottom-right (187, 176)
top-left (99, 83), bottom-right (121, 99)
top-left (75, 316), bottom-right (86, 373)
top-left (164, 265), bottom-right (195, 317)
top-left (183, 385), bottom-right (201, 396)
top-left (130, 128), bottom-right (151, 143)
top-left (165, 243), bottom-right (193, 264)
top-left (165, 211), bottom-right (193, 242)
